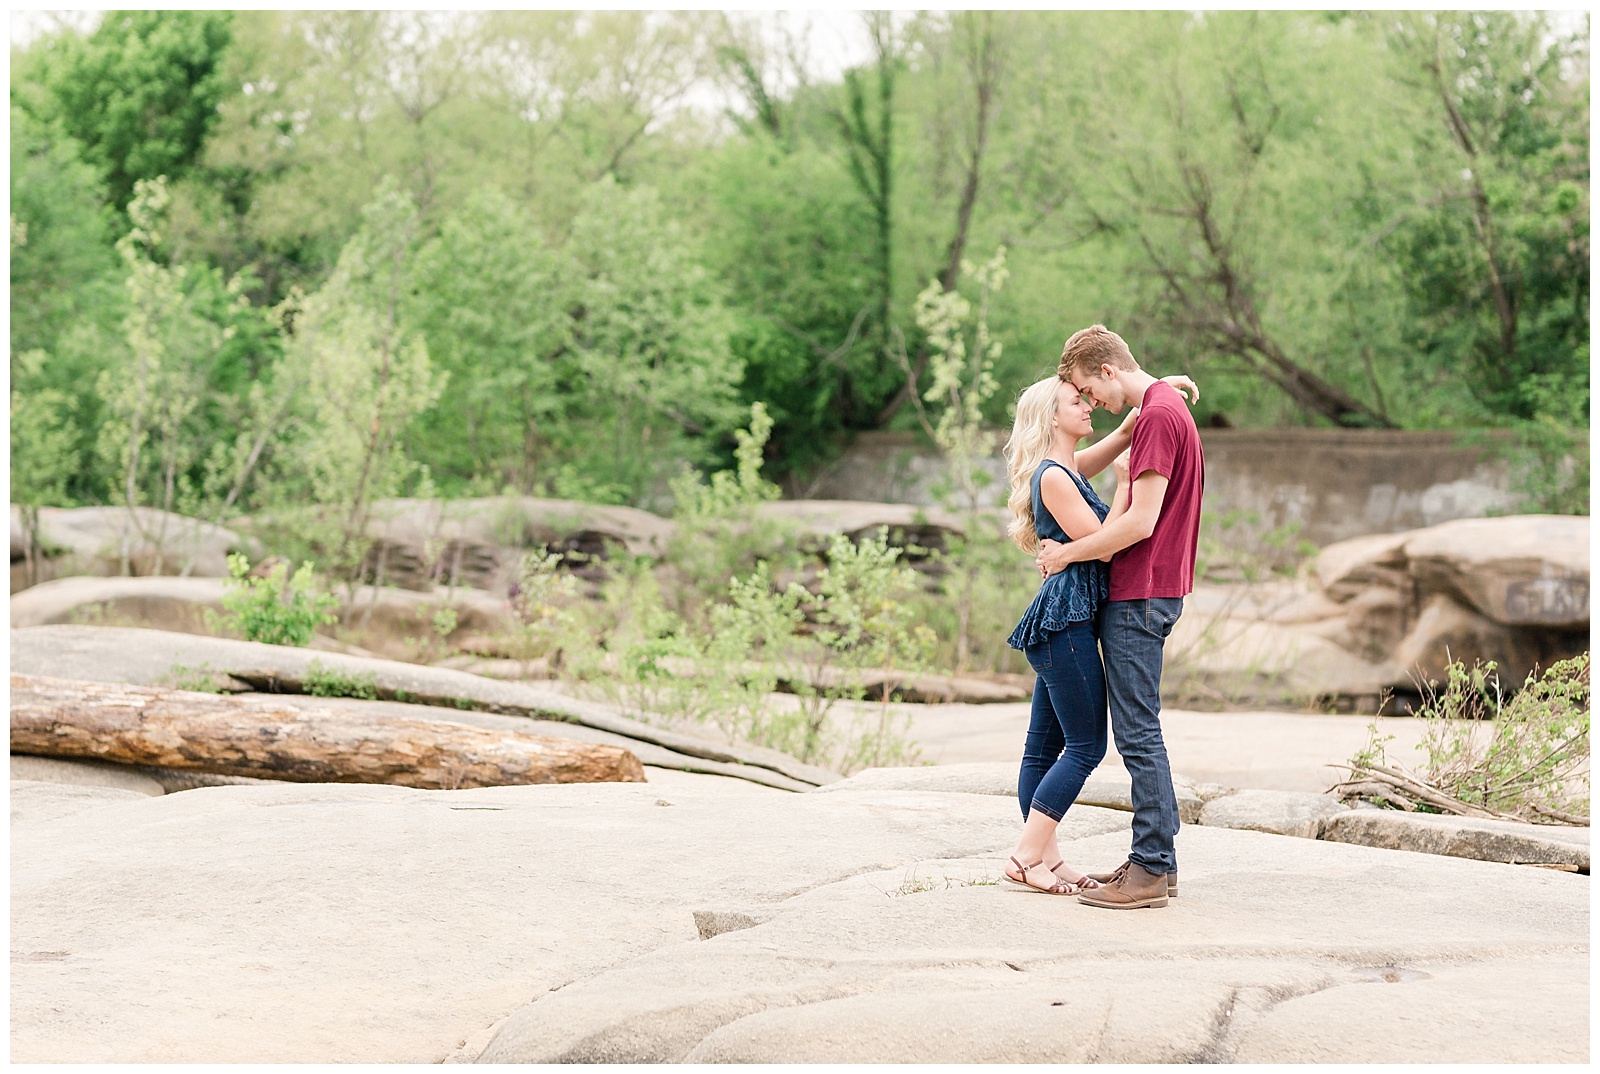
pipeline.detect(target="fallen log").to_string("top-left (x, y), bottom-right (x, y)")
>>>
top-left (10, 674), bottom-right (645, 789)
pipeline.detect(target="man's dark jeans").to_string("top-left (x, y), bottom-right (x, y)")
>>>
top-left (1096, 596), bottom-right (1183, 875)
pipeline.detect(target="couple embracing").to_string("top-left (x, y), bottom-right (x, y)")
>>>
top-left (998, 324), bottom-right (1204, 909)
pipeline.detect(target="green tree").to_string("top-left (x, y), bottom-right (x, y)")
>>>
top-left (691, 133), bottom-right (880, 476)
top-left (97, 178), bottom-right (241, 573)
top-left (558, 178), bottom-right (743, 503)
top-left (10, 351), bottom-right (79, 586)
top-left (272, 180), bottom-right (443, 582)
top-left (27, 10), bottom-right (236, 210)
top-left (407, 189), bottom-right (572, 494)
top-left (8, 106), bottom-right (124, 503)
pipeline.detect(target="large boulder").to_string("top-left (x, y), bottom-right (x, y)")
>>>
top-left (1391, 592), bottom-right (1556, 687)
top-left (359, 497), bottom-right (676, 591)
top-left (10, 505), bottom-right (254, 592)
top-left (9, 575), bottom-right (227, 634)
top-left (1400, 515), bottom-right (1589, 628)
top-left (6, 576), bottom-right (515, 664)
top-left (1314, 531), bottom-right (1411, 602)
top-left (1310, 515), bottom-right (1589, 689)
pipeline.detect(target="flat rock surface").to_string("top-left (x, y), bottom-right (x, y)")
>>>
top-left (1198, 788), bottom-right (1351, 839)
top-left (10, 777), bottom-right (1586, 1063)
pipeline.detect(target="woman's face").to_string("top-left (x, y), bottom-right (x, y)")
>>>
top-left (1054, 380), bottom-right (1095, 440)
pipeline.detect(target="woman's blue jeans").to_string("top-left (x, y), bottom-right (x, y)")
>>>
top-left (1017, 619), bottom-right (1108, 823)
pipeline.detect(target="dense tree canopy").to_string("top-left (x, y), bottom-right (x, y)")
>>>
top-left (9, 10), bottom-right (1589, 515)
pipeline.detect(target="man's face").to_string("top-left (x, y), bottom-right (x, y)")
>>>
top-left (1070, 364), bottom-right (1124, 413)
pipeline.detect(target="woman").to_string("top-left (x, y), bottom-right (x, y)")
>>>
top-left (998, 372), bottom-right (1196, 895)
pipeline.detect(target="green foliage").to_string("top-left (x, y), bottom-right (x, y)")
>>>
top-left (1384, 12), bottom-right (1589, 429)
top-left (1413, 655), bottom-right (1590, 819)
top-left (268, 181), bottom-right (443, 580)
top-left (8, 105), bottom-right (121, 368)
top-left (506, 546), bottom-right (587, 670)
top-left (9, 351), bottom-right (78, 512)
top-left (692, 107), bottom-right (891, 468)
top-left (809, 531), bottom-right (935, 770)
top-left (898, 248), bottom-right (1012, 670)
top-left (216, 552), bottom-right (339, 647)
top-left (1504, 370), bottom-right (1590, 516)
top-left (27, 10), bottom-right (236, 210)
top-left (912, 246), bottom-right (1007, 511)
top-left (667, 402), bottom-right (797, 614)
top-left (9, 11), bottom-right (1589, 511)
top-left (301, 660), bottom-right (380, 700)
top-left (406, 190), bottom-right (570, 495)
top-left (1349, 655), bottom-right (1590, 821)
top-left (811, 531), bottom-right (936, 678)
top-left (96, 178), bottom-right (232, 567)
top-left (158, 662), bottom-right (229, 694)
top-left (560, 178), bottom-right (745, 503)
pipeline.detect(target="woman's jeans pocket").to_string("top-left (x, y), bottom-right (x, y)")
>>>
top-left (1025, 641), bottom-right (1053, 672)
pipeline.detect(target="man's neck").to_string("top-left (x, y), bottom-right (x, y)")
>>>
top-left (1121, 369), bottom-right (1158, 407)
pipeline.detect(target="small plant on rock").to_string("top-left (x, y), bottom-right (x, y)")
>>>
top-left (216, 553), bottom-right (339, 647)
top-left (301, 660), bottom-right (380, 700)
top-left (507, 545), bottom-right (586, 674)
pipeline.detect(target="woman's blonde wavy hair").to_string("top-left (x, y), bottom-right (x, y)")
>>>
top-left (1004, 376), bottom-right (1068, 554)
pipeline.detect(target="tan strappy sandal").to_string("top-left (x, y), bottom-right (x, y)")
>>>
top-left (1001, 856), bottom-right (1081, 896)
top-left (1048, 861), bottom-right (1102, 893)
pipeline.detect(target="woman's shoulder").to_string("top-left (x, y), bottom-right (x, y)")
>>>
top-left (1033, 458), bottom-right (1070, 481)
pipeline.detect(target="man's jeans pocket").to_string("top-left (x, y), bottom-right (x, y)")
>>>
top-left (1143, 597), bottom-right (1184, 636)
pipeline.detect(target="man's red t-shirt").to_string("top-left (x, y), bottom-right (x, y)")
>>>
top-left (1109, 380), bottom-right (1205, 601)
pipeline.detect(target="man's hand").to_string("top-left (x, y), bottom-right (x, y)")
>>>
top-left (1036, 538), bottom-right (1082, 579)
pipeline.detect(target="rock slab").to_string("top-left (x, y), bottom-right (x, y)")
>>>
top-left (1198, 789), bottom-right (1351, 839)
top-left (10, 778), bottom-right (1586, 1064)
top-left (1322, 809), bottom-right (1589, 872)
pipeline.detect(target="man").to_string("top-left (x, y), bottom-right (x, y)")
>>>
top-left (1036, 324), bottom-right (1204, 910)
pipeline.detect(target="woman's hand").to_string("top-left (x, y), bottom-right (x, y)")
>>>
top-left (1113, 448), bottom-right (1131, 484)
top-left (1161, 374), bottom-right (1200, 404)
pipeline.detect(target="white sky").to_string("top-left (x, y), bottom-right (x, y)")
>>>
top-left (9, 8), bottom-right (882, 68)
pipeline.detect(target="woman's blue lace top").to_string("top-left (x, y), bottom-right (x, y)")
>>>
top-left (1007, 460), bottom-right (1111, 651)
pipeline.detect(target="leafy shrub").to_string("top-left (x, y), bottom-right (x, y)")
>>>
top-left (666, 402), bottom-right (799, 617)
top-left (216, 553), bottom-right (339, 646)
top-left (1341, 654), bottom-right (1590, 823)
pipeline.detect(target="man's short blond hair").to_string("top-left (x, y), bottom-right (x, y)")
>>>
top-left (1058, 324), bottom-right (1139, 380)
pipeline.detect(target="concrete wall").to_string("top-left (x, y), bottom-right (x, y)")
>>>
top-left (793, 428), bottom-right (1523, 548)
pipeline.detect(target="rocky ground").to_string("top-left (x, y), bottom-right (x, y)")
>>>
top-left (10, 766), bottom-right (1588, 1063)
top-left (11, 632), bottom-right (1591, 1063)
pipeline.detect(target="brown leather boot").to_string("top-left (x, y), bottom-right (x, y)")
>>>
top-left (1086, 861), bottom-right (1178, 898)
top-left (1077, 862), bottom-right (1170, 909)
